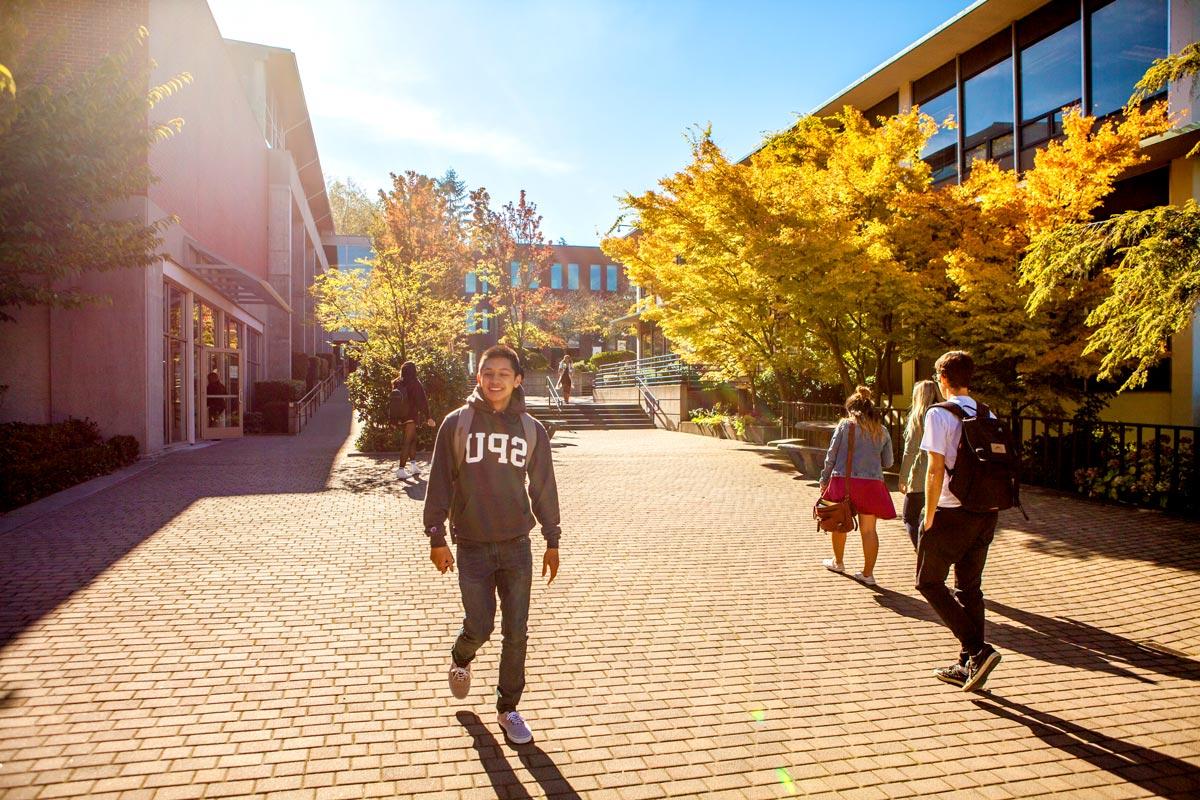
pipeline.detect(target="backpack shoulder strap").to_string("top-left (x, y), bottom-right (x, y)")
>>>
top-left (452, 405), bottom-right (473, 474)
top-left (520, 413), bottom-right (539, 464)
top-left (934, 400), bottom-right (968, 419)
top-left (974, 400), bottom-right (991, 419)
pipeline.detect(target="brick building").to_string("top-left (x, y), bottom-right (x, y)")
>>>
top-left (0, 0), bottom-right (336, 451)
top-left (462, 244), bottom-right (638, 371)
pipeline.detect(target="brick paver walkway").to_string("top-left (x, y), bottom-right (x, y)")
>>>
top-left (2, 388), bottom-right (1199, 799)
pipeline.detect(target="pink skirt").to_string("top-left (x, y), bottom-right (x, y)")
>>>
top-left (821, 477), bottom-right (897, 519)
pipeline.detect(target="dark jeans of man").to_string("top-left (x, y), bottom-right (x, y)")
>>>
top-left (452, 534), bottom-right (533, 713)
top-left (915, 507), bottom-right (999, 657)
top-left (902, 492), bottom-right (924, 550)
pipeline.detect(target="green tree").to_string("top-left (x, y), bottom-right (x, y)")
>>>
top-left (0, 16), bottom-right (191, 322)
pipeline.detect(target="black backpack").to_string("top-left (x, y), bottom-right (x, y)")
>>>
top-left (388, 385), bottom-right (411, 424)
top-left (936, 400), bottom-right (1022, 514)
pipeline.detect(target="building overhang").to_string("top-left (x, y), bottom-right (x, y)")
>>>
top-left (184, 240), bottom-right (292, 314)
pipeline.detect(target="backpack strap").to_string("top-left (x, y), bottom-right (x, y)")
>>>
top-left (934, 400), bottom-right (969, 419)
top-left (519, 413), bottom-right (539, 465)
top-left (452, 405), bottom-right (474, 476)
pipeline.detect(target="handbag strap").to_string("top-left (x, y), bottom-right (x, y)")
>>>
top-left (844, 421), bottom-right (856, 494)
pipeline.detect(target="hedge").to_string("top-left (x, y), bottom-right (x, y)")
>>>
top-left (0, 419), bottom-right (140, 512)
top-left (253, 380), bottom-right (304, 411)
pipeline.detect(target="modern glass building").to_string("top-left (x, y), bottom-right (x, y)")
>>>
top-left (801, 0), bottom-right (1199, 425)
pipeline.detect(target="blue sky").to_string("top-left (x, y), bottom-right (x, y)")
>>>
top-left (208, 0), bottom-right (974, 245)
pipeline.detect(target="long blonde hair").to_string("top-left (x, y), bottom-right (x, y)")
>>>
top-left (845, 386), bottom-right (884, 440)
top-left (905, 379), bottom-right (940, 441)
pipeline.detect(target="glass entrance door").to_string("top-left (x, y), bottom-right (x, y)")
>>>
top-left (200, 347), bottom-right (243, 439)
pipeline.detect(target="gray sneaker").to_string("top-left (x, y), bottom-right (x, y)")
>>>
top-left (497, 710), bottom-right (533, 744)
top-left (408, 461), bottom-right (422, 478)
top-left (447, 662), bottom-right (471, 699)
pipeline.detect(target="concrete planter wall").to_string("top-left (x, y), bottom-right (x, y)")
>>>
top-left (677, 421), bottom-right (781, 444)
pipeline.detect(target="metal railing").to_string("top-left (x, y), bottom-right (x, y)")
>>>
top-left (635, 373), bottom-right (672, 430)
top-left (294, 361), bottom-right (346, 433)
top-left (545, 378), bottom-right (565, 412)
top-left (780, 401), bottom-right (1198, 515)
top-left (594, 353), bottom-right (688, 388)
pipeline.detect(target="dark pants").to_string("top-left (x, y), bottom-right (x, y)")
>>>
top-left (452, 535), bottom-right (533, 712)
top-left (902, 492), bottom-right (924, 549)
top-left (915, 506), bottom-right (998, 657)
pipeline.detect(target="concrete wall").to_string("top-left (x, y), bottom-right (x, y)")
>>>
top-left (594, 383), bottom-right (687, 430)
top-left (147, 0), bottom-right (269, 276)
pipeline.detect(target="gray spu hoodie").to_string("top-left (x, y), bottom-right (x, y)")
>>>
top-left (422, 385), bottom-right (561, 549)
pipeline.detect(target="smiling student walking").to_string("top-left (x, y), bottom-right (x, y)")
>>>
top-left (423, 344), bottom-right (561, 745)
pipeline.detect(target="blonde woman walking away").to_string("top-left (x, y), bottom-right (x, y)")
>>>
top-left (819, 386), bottom-right (896, 586)
top-left (557, 355), bottom-right (573, 405)
top-left (899, 379), bottom-right (941, 549)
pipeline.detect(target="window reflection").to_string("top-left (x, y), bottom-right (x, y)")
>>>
top-left (1089, 0), bottom-right (1167, 117)
top-left (1021, 21), bottom-right (1081, 124)
top-left (920, 88), bottom-right (958, 183)
top-left (963, 56), bottom-right (1014, 170)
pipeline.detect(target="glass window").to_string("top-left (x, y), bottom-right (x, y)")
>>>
top-left (606, 265), bottom-right (618, 292)
top-left (481, 277), bottom-right (490, 294)
top-left (1089, 0), bottom-right (1167, 117)
top-left (481, 311), bottom-right (490, 333)
top-left (345, 245), bottom-right (372, 267)
top-left (465, 308), bottom-right (476, 333)
top-left (963, 56), bottom-right (1014, 170)
top-left (590, 264), bottom-right (601, 291)
top-left (1021, 22), bottom-right (1081, 124)
top-left (511, 261), bottom-right (521, 287)
top-left (197, 302), bottom-right (216, 347)
top-left (568, 263), bottom-right (579, 290)
top-left (465, 271), bottom-right (477, 294)
top-left (226, 318), bottom-right (240, 350)
top-left (920, 87), bottom-right (958, 183)
top-left (551, 263), bottom-right (563, 289)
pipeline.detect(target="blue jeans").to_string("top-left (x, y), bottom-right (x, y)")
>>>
top-left (452, 535), bottom-right (533, 712)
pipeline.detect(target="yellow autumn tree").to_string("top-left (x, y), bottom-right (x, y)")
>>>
top-left (604, 109), bottom-right (937, 401)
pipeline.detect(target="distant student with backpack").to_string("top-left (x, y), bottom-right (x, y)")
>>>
top-left (917, 350), bottom-right (1019, 692)
top-left (391, 361), bottom-right (433, 481)
top-left (422, 344), bottom-right (561, 745)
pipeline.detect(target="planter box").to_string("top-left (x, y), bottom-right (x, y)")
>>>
top-left (742, 424), bottom-right (781, 445)
top-left (678, 421), bottom-right (780, 444)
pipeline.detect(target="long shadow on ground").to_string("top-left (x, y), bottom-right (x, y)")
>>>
top-left (456, 710), bottom-right (581, 799)
top-left (973, 694), bottom-right (1200, 799)
top-left (868, 585), bottom-right (1200, 684)
top-left (0, 395), bottom-right (351, 650)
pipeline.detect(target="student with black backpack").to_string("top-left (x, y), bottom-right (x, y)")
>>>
top-left (390, 361), bottom-right (433, 481)
top-left (917, 350), bottom-right (1020, 693)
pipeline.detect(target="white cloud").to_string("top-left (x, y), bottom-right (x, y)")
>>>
top-left (307, 82), bottom-right (573, 175)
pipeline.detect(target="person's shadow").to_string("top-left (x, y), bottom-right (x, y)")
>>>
top-left (867, 586), bottom-right (1200, 684)
top-left (973, 694), bottom-right (1200, 798)
top-left (456, 711), bottom-right (581, 799)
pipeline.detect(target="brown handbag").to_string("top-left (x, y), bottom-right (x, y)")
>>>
top-left (814, 422), bottom-right (858, 533)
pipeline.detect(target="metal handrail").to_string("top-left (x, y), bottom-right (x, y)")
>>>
top-left (293, 361), bottom-right (345, 433)
top-left (595, 353), bottom-right (686, 388)
top-left (545, 378), bottom-right (565, 412)
top-left (635, 373), bottom-right (672, 430)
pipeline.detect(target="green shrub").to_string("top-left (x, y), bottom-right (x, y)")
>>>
top-left (262, 401), bottom-right (290, 434)
top-left (0, 420), bottom-right (140, 512)
top-left (253, 380), bottom-right (304, 412)
top-left (243, 411), bottom-right (265, 435)
top-left (292, 351), bottom-right (309, 381)
top-left (590, 349), bottom-right (635, 369)
top-left (347, 350), bottom-right (473, 452)
top-left (524, 351), bottom-right (549, 371)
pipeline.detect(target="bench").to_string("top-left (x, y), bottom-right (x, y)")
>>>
top-left (778, 442), bottom-right (827, 478)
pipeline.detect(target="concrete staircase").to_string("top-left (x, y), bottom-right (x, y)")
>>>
top-left (525, 399), bottom-right (655, 431)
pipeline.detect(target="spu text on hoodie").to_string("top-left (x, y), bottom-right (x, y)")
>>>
top-left (422, 386), bottom-right (561, 549)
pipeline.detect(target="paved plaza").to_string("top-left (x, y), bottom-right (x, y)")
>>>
top-left (2, 389), bottom-right (1199, 799)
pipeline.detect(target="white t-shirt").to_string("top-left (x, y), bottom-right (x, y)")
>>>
top-left (920, 395), bottom-right (991, 509)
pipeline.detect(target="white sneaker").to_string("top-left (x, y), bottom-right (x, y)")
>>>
top-left (497, 710), bottom-right (533, 744)
top-left (395, 467), bottom-right (411, 480)
top-left (853, 572), bottom-right (877, 586)
top-left (822, 558), bottom-right (844, 573)
top-left (408, 461), bottom-right (422, 478)
top-left (448, 662), bottom-right (471, 699)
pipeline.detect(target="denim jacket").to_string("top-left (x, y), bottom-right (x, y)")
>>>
top-left (820, 419), bottom-right (894, 484)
